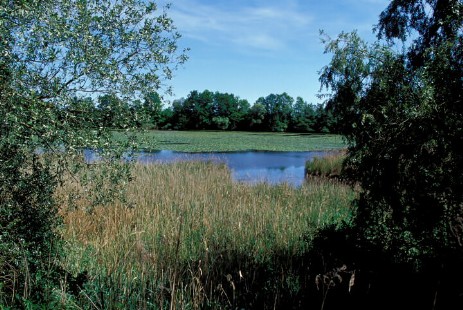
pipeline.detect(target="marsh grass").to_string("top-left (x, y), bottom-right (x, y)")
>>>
top-left (57, 161), bottom-right (354, 308)
top-left (305, 150), bottom-right (346, 179)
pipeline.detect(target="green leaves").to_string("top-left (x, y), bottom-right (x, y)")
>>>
top-left (319, 0), bottom-right (463, 267)
top-left (4, 0), bottom-right (188, 102)
top-left (1, 0), bottom-right (188, 306)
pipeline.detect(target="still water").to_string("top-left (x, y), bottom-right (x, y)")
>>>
top-left (84, 149), bottom-right (331, 187)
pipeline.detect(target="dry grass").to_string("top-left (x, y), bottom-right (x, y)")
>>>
top-left (56, 160), bottom-right (354, 308)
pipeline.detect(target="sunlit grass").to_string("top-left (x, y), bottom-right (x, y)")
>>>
top-left (57, 161), bottom-right (354, 308)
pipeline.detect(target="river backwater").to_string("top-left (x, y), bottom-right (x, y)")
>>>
top-left (84, 149), bottom-right (333, 187)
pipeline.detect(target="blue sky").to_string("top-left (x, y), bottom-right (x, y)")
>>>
top-left (159, 0), bottom-right (389, 105)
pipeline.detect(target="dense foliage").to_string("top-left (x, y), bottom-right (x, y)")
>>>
top-left (0, 0), bottom-right (186, 306)
top-left (74, 90), bottom-right (336, 132)
top-left (320, 0), bottom-right (463, 268)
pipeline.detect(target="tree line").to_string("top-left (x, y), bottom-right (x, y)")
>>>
top-left (68, 90), bottom-right (337, 133)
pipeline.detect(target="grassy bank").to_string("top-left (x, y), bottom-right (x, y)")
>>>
top-left (113, 130), bottom-right (347, 152)
top-left (305, 150), bottom-right (346, 179)
top-left (57, 161), bottom-right (354, 308)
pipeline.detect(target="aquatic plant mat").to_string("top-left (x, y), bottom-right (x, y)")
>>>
top-left (112, 130), bottom-right (347, 152)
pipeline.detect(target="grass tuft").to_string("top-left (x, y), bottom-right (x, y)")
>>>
top-left (305, 150), bottom-right (346, 179)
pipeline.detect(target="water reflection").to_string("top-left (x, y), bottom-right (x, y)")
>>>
top-left (84, 149), bottom-right (330, 187)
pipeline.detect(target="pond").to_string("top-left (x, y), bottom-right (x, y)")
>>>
top-left (84, 149), bottom-right (332, 187)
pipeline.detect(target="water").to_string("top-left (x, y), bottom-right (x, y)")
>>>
top-left (84, 149), bottom-right (331, 187)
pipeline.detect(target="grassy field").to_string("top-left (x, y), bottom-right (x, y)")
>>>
top-left (114, 130), bottom-right (347, 152)
top-left (57, 161), bottom-right (355, 309)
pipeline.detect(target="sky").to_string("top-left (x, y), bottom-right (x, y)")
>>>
top-left (158, 0), bottom-right (390, 105)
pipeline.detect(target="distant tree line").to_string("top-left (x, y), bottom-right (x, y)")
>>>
top-left (67, 90), bottom-right (337, 133)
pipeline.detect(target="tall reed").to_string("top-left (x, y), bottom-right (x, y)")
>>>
top-left (57, 160), bottom-right (354, 308)
top-left (305, 150), bottom-right (346, 179)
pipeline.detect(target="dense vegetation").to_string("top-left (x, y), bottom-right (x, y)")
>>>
top-left (1, 0), bottom-right (462, 309)
top-left (305, 151), bottom-right (346, 179)
top-left (316, 0), bottom-right (463, 308)
top-left (70, 90), bottom-right (337, 133)
top-left (114, 130), bottom-right (346, 152)
top-left (0, 0), bottom-right (187, 307)
top-left (321, 0), bottom-right (463, 266)
top-left (57, 162), bottom-right (354, 309)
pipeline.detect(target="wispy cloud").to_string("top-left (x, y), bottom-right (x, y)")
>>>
top-left (164, 0), bottom-right (313, 52)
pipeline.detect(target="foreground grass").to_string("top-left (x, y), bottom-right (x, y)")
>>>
top-left (113, 130), bottom-right (347, 152)
top-left (57, 161), bottom-right (354, 309)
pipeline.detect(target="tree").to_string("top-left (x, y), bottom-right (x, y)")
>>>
top-left (290, 97), bottom-right (317, 132)
top-left (129, 98), bottom-right (145, 128)
top-left (248, 102), bottom-right (267, 130)
top-left (181, 90), bottom-right (214, 129)
top-left (211, 92), bottom-right (250, 130)
top-left (234, 98), bottom-right (251, 130)
top-left (142, 92), bottom-right (164, 129)
top-left (314, 103), bottom-right (334, 133)
top-left (158, 105), bottom-right (175, 130)
top-left (171, 97), bottom-right (189, 129)
top-left (256, 93), bottom-right (294, 132)
top-left (319, 0), bottom-right (463, 270)
top-left (63, 96), bottom-right (98, 129)
top-left (0, 0), bottom-right (187, 306)
top-left (97, 93), bottom-right (131, 128)
top-left (377, 0), bottom-right (463, 67)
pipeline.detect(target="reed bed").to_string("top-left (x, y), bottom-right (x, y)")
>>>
top-left (305, 150), bottom-right (346, 179)
top-left (57, 160), bottom-right (354, 308)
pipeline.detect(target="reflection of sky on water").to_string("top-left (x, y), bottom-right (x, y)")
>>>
top-left (233, 166), bottom-right (304, 187)
top-left (84, 149), bottom-right (330, 187)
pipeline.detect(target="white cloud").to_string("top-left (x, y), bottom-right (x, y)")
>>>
top-left (233, 34), bottom-right (283, 50)
top-left (165, 0), bottom-right (313, 52)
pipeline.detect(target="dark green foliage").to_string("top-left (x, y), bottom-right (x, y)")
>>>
top-left (0, 75), bottom-right (62, 305)
top-left (212, 92), bottom-right (250, 130)
top-left (0, 148), bottom-right (60, 306)
top-left (97, 94), bottom-right (132, 129)
top-left (319, 0), bottom-right (463, 271)
top-left (183, 90), bottom-right (214, 129)
top-left (289, 97), bottom-right (317, 132)
top-left (158, 106), bottom-right (174, 129)
top-left (256, 92), bottom-right (294, 132)
top-left (377, 0), bottom-right (463, 67)
top-left (169, 90), bottom-right (251, 130)
top-left (170, 98), bottom-right (188, 130)
top-left (141, 92), bottom-right (164, 129)
top-left (69, 88), bottom-right (336, 133)
top-left (63, 97), bottom-right (99, 129)
top-left (162, 89), bottom-right (335, 132)
top-left (248, 102), bottom-right (267, 130)
top-left (307, 224), bottom-right (463, 310)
